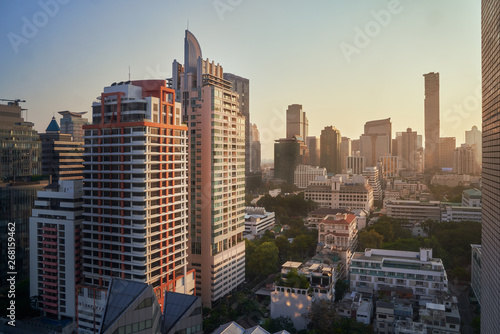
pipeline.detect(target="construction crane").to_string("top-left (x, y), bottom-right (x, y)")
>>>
top-left (0, 98), bottom-right (28, 119)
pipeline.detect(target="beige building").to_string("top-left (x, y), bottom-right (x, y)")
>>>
top-left (286, 104), bottom-right (308, 139)
top-left (172, 30), bottom-right (245, 307)
top-left (294, 164), bottom-right (327, 189)
top-left (359, 118), bottom-right (392, 167)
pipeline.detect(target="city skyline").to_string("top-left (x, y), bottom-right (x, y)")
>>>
top-left (0, 0), bottom-right (481, 160)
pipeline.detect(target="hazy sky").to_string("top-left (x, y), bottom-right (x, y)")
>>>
top-left (0, 0), bottom-right (481, 160)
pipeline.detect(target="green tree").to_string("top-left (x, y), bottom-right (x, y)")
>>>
top-left (357, 229), bottom-right (383, 250)
top-left (263, 316), bottom-right (296, 334)
top-left (247, 242), bottom-right (279, 280)
top-left (307, 299), bottom-right (336, 333)
top-left (334, 280), bottom-right (350, 302)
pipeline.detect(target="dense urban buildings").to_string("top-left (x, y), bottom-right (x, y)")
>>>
top-left (286, 104), bottom-right (308, 139)
top-left (320, 125), bottom-right (341, 174)
top-left (481, 0), bottom-right (500, 330)
top-left (346, 154), bottom-right (366, 175)
top-left (40, 116), bottom-right (84, 182)
top-left (424, 72), bottom-right (440, 171)
top-left (172, 30), bottom-right (245, 307)
top-left (29, 179), bottom-right (83, 319)
top-left (81, 80), bottom-right (195, 313)
top-left (58, 111), bottom-right (88, 142)
top-left (454, 144), bottom-right (479, 175)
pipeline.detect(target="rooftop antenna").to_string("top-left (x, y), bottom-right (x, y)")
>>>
top-left (128, 66), bottom-right (131, 81)
top-left (187, 19), bottom-right (189, 30)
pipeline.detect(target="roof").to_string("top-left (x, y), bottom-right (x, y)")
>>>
top-left (463, 188), bottom-right (482, 198)
top-left (100, 279), bottom-right (150, 333)
top-left (321, 213), bottom-right (356, 225)
top-left (308, 208), bottom-right (353, 216)
top-left (163, 291), bottom-right (200, 333)
top-left (58, 111), bottom-right (88, 117)
top-left (212, 321), bottom-right (246, 334)
top-left (45, 116), bottom-right (60, 132)
top-left (377, 301), bottom-right (395, 309)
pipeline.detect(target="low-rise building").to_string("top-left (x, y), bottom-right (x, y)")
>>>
top-left (431, 174), bottom-right (481, 187)
top-left (462, 188), bottom-right (482, 207)
top-left (335, 292), bottom-right (373, 325)
top-left (418, 299), bottom-right (461, 333)
top-left (271, 258), bottom-right (337, 330)
top-left (305, 175), bottom-right (374, 212)
top-left (350, 248), bottom-right (448, 299)
top-left (385, 200), bottom-right (442, 223)
top-left (294, 164), bottom-right (327, 189)
top-left (441, 204), bottom-right (481, 222)
top-left (244, 207), bottom-right (276, 236)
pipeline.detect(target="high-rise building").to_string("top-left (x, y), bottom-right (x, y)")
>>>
top-left (172, 31), bottom-right (245, 307)
top-left (40, 116), bottom-right (84, 182)
top-left (454, 144), bottom-right (479, 175)
top-left (81, 80), bottom-right (195, 310)
top-left (223, 73), bottom-right (250, 176)
top-left (351, 139), bottom-right (360, 155)
top-left (0, 102), bottom-right (41, 180)
top-left (249, 123), bottom-right (261, 172)
top-left (424, 72), bottom-right (440, 171)
top-left (439, 137), bottom-right (456, 169)
top-left (30, 179), bottom-right (83, 319)
top-left (59, 111), bottom-right (88, 143)
top-left (294, 165), bottom-right (327, 189)
top-left (340, 137), bottom-right (352, 173)
top-left (0, 180), bottom-right (48, 288)
top-left (320, 126), bottom-right (341, 174)
top-left (274, 136), bottom-right (308, 184)
top-left (359, 118), bottom-right (392, 167)
top-left (286, 104), bottom-right (308, 139)
top-left (465, 125), bottom-right (482, 169)
top-left (481, 3), bottom-right (500, 327)
top-left (306, 136), bottom-right (320, 167)
top-left (395, 128), bottom-right (418, 176)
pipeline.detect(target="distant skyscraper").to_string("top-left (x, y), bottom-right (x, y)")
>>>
top-left (453, 144), bottom-right (478, 175)
top-left (286, 104), bottom-right (308, 139)
top-left (465, 125), bottom-right (482, 168)
top-left (424, 72), bottom-right (440, 171)
top-left (40, 116), bottom-right (84, 182)
top-left (320, 126), bottom-right (341, 175)
top-left (351, 139), bottom-right (360, 155)
top-left (59, 111), bottom-right (88, 142)
top-left (249, 123), bottom-right (261, 172)
top-left (172, 31), bottom-right (245, 307)
top-left (274, 136), bottom-right (308, 184)
top-left (224, 73), bottom-right (250, 176)
top-left (439, 137), bottom-right (456, 169)
top-left (340, 137), bottom-right (352, 173)
top-left (481, 0), bottom-right (500, 330)
top-left (395, 128), bottom-right (418, 176)
top-left (0, 102), bottom-right (41, 180)
top-left (359, 118), bottom-right (392, 167)
top-left (306, 136), bottom-right (320, 167)
top-left (81, 80), bottom-right (194, 309)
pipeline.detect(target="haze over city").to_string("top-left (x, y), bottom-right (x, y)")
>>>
top-left (0, 0), bottom-right (480, 159)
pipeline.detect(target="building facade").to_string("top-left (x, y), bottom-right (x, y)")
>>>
top-left (294, 164), bottom-right (327, 189)
top-left (424, 72), bottom-right (440, 171)
top-left (350, 248), bottom-right (448, 298)
top-left (274, 137), bottom-right (307, 184)
top-left (40, 117), bottom-right (84, 182)
top-left (320, 125), bottom-right (341, 174)
top-left (306, 136), bottom-right (320, 167)
top-left (359, 118), bottom-right (392, 167)
top-left (30, 179), bottom-right (83, 319)
top-left (244, 207), bottom-right (275, 236)
top-left (346, 155), bottom-right (366, 175)
top-left (59, 111), bottom-right (88, 143)
top-left (249, 123), bottom-right (261, 172)
top-left (395, 128), bottom-right (418, 176)
top-left (439, 137), bottom-right (456, 169)
top-left (453, 144), bottom-right (479, 175)
top-left (81, 80), bottom-right (194, 310)
top-left (172, 31), bottom-right (245, 307)
top-left (286, 104), bottom-right (308, 140)
top-left (340, 136), bottom-right (351, 173)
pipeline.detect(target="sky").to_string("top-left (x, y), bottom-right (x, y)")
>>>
top-left (0, 0), bottom-right (481, 160)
